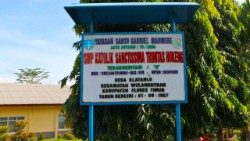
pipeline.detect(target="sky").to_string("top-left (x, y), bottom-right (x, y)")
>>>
top-left (0, 0), bottom-right (246, 85)
top-left (237, 0), bottom-right (246, 4)
top-left (0, 0), bottom-right (79, 84)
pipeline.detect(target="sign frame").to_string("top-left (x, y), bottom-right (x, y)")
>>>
top-left (65, 3), bottom-right (200, 141)
top-left (80, 31), bottom-right (188, 106)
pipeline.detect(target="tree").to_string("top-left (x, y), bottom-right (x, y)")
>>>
top-left (61, 0), bottom-right (250, 140)
top-left (240, 0), bottom-right (250, 66)
top-left (181, 0), bottom-right (249, 138)
top-left (14, 68), bottom-right (49, 84)
top-left (240, 0), bottom-right (250, 41)
top-left (240, 0), bottom-right (250, 136)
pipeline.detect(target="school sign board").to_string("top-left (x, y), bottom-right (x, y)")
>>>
top-left (81, 32), bottom-right (187, 105)
top-left (66, 2), bottom-right (199, 141)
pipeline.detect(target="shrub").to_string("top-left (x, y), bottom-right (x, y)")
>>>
top-left (0, 134), bottom-right (9, 141)
top-left (20, 132), bottom-right (37, 141)
top-left (14, 121), bottom-right (27, 135)
top-left (0, 126), bottom-right (9, 141)
top-left (57, 133), bottom-right (63, 139)
top-left (30, 136), bottom-right (37, 141)
top-left (10, 121), bottom-right (28, 141)
top-left (63, 132), bottom-right (75, 140)
top-left (37, 133), bottom-right (45, 141)
top-left (0, 126), bottom-right (8, 135)
top-left (11, 132), bottom-right (37, 141)
top-left (10, 135), bottom-right (19, 141)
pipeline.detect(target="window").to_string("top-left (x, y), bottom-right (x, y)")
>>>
top-left (0, 116), bottom-right (25, 132)
top-left (0, 117), bottom-right (7, 126)
top-left (58, 114), bottom-right (66, 130)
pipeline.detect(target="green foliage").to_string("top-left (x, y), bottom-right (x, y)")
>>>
top-left (7, 121), bottom-right (38, 141)
top-left (181, 0), bottom-right (250, 137)
top-left (240, 0), bottom-right (250, 41)
top-left (0, 134), bottom-right (9, 141)
top-left (38, 133), bottom-right (46, 141)
top-left (240, 0), bottom-right (250, 80)
top-left (63, 133), bottom-right (76, 140)
top-left (12, 132), bottom-right (37, 141)
top-left (57, 133), bottom-right (63, 139)
top-left (14, 68), bottom-right (49, 84)
top-left (14, 121), bottom-right (27, 135)
top-left (20, 132), bottom-right (37, 141)
top-left (0, 126), bottom-right (8, 135)
top-left (0, 126), bottom-right (9, 141)
top-left (61, 0), bottom-right (250, 140)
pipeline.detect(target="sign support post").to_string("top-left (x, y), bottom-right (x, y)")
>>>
top-left (172, 20), bottom-right (182, 141)
top-left (88, 19), bottom-right (95, 141)
top-left (88, 105), bottom-right (94, 141)
top-left (176, 103), bottom-right (182, 141)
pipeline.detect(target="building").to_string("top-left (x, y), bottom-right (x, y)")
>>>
top-left (0, 83), bottom-right (71, 138)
